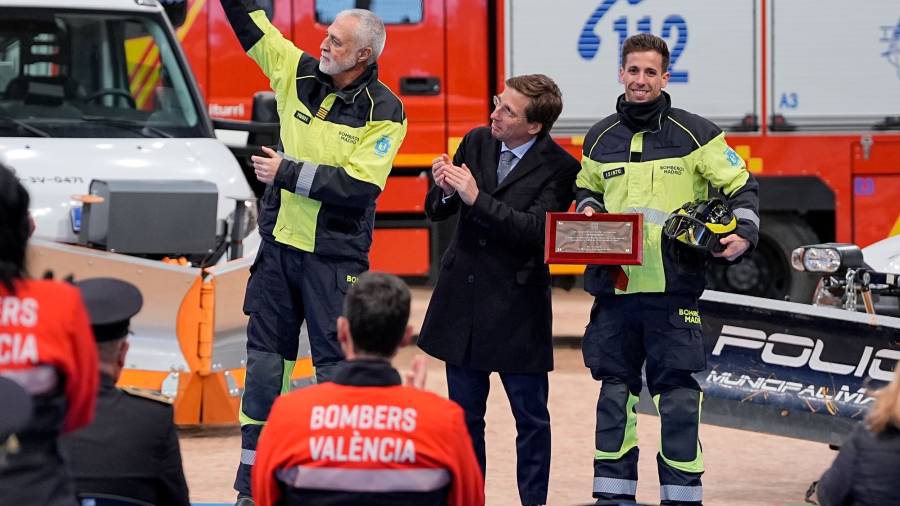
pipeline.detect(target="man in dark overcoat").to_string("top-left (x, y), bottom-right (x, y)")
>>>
top-left (418, 74), bottom-right (580, 506)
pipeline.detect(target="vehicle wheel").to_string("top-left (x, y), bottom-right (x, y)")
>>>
top-left (706, 214), bottom-right (821, 302)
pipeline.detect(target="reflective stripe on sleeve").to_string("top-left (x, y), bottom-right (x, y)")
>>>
top-left (624, 206), bottom-right (671, 226)
top-left (1, 366), bottom-right (59, 395)
top-left (295, 162), bottom-right (318, 197)
top-left (733, 207), bottom-right (760, 228)
top-left (276, 467), bottom-right (451, 493)
top-left (577, 197), bottom-right (604, 212)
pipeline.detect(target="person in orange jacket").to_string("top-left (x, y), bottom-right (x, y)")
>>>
top-left (0, 161), bottom-right (98, 506)
top-left (252, 272), bottom-right (484, 506)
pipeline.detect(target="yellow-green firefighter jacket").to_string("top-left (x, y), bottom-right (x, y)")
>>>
top-left (222, 1), bottom-right (407, 261)
top-left (575, 92), bottom-right (759, 295)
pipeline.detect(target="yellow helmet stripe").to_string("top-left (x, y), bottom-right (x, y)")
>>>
top-left (706, 216), bottom-right (737, 234)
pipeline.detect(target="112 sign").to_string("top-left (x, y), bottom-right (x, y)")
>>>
top-left (578, 0), bottom-right (690, 83)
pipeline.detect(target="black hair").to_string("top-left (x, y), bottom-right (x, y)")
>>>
top-left (0, 162), bottom-right (30, 292)
top-left (342, 272), bottom-right (410, 357)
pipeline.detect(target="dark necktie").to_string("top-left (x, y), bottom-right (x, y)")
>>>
top-left (497, 150), bottom-right (517, 184)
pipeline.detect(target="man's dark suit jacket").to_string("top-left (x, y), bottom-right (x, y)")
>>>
top-left (418, 126), bottom-right (580, 373)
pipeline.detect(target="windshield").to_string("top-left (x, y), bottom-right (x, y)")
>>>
top-left (0, 9), bottom-right (207, 138)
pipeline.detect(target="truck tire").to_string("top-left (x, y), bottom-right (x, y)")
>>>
top-left (706, 214), bottom-right (820, 302)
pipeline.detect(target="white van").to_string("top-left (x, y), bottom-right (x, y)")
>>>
top-left (0, 0), bottom-right (301, 425)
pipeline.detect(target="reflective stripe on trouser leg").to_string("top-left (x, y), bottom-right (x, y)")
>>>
top-left (235, 424), bottom-right (262, 495)
top-left (594, 477), bottom-right (637, 497)
top-left (593, 379), bottom-right (640, 500)
top-left (654, 389), bottom-right (704, 504)
top-left (661, 483), bottom-right (703, 503)
top-left (234, 351), bottom-right (295, 495)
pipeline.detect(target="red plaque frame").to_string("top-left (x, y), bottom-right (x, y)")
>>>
top-left (544, 212), bottom-right (643, 265)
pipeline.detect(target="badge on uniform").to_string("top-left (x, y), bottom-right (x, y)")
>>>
top-left (374, 135), bottom-right (391, 157)
top-left (603, 167), bottom-right (624, 179)
top-left (677, 308), bottom-right (702, 325)
top-left (724, 147), bottom-right (741, 167)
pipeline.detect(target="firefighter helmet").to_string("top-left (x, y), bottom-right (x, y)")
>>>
top-left (664, 198), bottom-right (737, 253)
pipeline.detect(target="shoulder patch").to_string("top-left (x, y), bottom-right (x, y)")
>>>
top-left (122, 386), bottom-right (174, 405)
top-left (724, 147), bottom-right (741, 167)
top-left (374, 135), bottom-right (392, 157)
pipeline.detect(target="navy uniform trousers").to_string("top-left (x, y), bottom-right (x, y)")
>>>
top-left (583, 293), bottom-right (706, 506)
top-left (234, 239), bottom-right (365, 495)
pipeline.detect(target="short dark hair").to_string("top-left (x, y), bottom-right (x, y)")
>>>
top-left (621, 33), bottom-right (670, 73)
top-left (97, 338), bottom-right (127, 365)
top-left (0, 162), bottom-right (30, 292)
top-left (505, 74), bottom-right (563, 136)
top-left (342, 272), bottom-right (411, 357)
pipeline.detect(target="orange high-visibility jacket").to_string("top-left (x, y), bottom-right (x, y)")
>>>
top-left (0, 279), bottom-right (97, 432)
top-left (252, 368), bottom-right (484, 506)
top-left (0, 279), bottom-right (98, 506)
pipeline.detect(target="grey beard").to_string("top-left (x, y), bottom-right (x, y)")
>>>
top-left (318, 57), bottom-right (354, 76)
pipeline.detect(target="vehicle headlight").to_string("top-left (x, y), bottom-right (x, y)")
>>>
top-left (803, 247), bottom-right (842, 273)
top-left (791, 243), bottom-right (864, 273)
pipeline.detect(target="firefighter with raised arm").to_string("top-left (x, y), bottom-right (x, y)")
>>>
top-left (218, 2), bottom-right (407, 503)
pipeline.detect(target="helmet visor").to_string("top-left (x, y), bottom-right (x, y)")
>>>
top-left (664, 214), bottom-right (716, 250)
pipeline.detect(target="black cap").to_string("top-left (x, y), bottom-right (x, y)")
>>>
top-left (75, 278), bottom-right (143, 342)
top-left (0, 376), bottom-right (32, 440)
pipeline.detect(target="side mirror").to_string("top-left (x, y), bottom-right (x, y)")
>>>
top-left (251, 91), bottom-right (278, 123)
top-left (160, 0), bottom-right (187, 28)
top-left (249, 91), bottom-right (279, 147)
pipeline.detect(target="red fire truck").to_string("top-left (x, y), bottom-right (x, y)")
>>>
top-left (165, 0), bottom-right (900, 301)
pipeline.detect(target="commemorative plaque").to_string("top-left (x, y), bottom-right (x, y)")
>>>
top-left (544, 212), bottom-right (643, 265)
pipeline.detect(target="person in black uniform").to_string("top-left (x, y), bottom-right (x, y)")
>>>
top-left (0, 376), bottom-right (32, 467)
top-left (60, 278), bottom-right (190, 506)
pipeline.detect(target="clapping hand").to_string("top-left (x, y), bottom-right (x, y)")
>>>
top-left (403, 355), bottom-right (428, 389)
top-left (443, 163), bottom-right (479, 205)
top-left (432, 154), bottom-right (455, 196)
